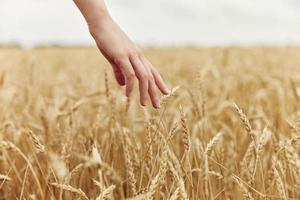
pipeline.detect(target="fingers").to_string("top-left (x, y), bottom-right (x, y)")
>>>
top-left (101, 51), bottom-right (125, 86)
top-left (144, 59), bottom-right (169, 95)
top-left (115, 58), bottom-right (135, 97)
top-left (130, 55), bottom-right (149, 106)
top-left (140, 56), bottom-right (160, 108)
top-left (114, 52), bottom-right (168, 109)
top-left (148, 79), bottom-right (160, 108)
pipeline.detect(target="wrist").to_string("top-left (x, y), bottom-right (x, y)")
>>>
top-left (88, 11), bottom-right (111, 38)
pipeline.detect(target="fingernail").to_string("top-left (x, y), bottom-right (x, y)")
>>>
top-left (155, 102), bottom-right (160, 109)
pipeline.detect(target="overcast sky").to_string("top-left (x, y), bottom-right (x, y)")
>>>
top-left (1, 0), bottom-right (300, 46)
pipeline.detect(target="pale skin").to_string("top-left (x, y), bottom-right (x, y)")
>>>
top-left (73, 0), bottom-right (169, 108)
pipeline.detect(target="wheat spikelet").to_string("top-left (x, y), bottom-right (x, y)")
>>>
top-left (94, 161), bottom-right (122, 184)
top-left (233, 103), bottom-right (255, 140)
top-left (93, 179), bottom-right (105, 191)
top-left (25, 128), bottom-right (45, 153)
top-left (104, 70), bottom-right (111, 100)
top-left (60, 127), bottom-right (72, 165)
top-left (273, 164), bottom-right (288, 200)
top-left (145, 121), bottom-right (153, 165)
top-left (256, 127), bottom-right (272, 153)
top-left (166, 148), bottom-right (183, 177)
top-left (156, 125), bottom-right (184, 177)
top-left (285, 148), bottom-right (300, 183)
top-left (291, 131), bottom-right (300, 143)
top-left (233, 176), bottom-right (254, 200)
top-left (203, 132), bottom-right (222, 199)
top-left (205, 132), bottom-right (223, 155)
top-left (169, 188), bottom-right (180, 200)
top-left (104, 70), bottom-right (117, 124)
top-left (160, 86), bottom-right (180, 106)
top-left (147, 172), bottom-right (161, 200)
top-left (95, 184), bottom-right (116, 200)
top-left (147, 150), bottom-right (168, 200)
top-left (154, 126), bottom-right (184, 179)
top-left (208, 171), bottom-right (223, 179)
top-left (110, 97), bottom-right (116, 124)
top-left (168, 161), bottom-right (189, 200)
top-left (282, 139), bottom-right (300, 169)
top-left (241, 141), bottom-right (255, 168)
top-left (167, 122), bottom-right (179, 142)
top-left (91, 143), bottom-right (102, 163)
top-left (286, 119), bottom-right (300, 135)
top-left (0, 140), bottom-right (19, 152)
top-left (122, 132), bottom-right (137, 196)
top-left (154, 155), bottom-right (169, 185)
top-left (197, 71), bottom-right (206, 118)
top-left (179, 105), bottom-right (190, 152)
top-left (0, 174), bottom-right (11, 181)
top-left (70, 98), bottom-right (88, 113)
top-left (64, 163), bottom-right (84, 183)
top-left (51, 183), bottom-right (88, 199)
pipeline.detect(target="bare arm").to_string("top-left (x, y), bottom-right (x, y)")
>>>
top-left (73, 0), bottom-right (169, 108)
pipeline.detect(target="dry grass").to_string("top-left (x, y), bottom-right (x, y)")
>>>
top-left (1, 46), bottom-right (300, 199)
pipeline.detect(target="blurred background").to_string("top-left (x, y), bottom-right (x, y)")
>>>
top-left (1, 0), bottom-right (300, 47)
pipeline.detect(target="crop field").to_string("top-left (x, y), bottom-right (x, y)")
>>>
top-left (0, 47), bottom-right (300, 199)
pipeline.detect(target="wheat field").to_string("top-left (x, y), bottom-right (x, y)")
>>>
top-left (0, 47), bottom-right (300, 200)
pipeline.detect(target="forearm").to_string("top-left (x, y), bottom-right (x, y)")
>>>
top-left (74, 0), bottom-right (169, 108)
top-left (73, 0), bottom-right (110, 28)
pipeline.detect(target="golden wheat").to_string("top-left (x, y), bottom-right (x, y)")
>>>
top-left (1, 47), bottom-right (300, 199)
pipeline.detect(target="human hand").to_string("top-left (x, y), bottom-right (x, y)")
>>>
top-left (88, 14), bottom-right (169, 108)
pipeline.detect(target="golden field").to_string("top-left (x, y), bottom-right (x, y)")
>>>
top-left (0, 47), bottom-right (300, 200)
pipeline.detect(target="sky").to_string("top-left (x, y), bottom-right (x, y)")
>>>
top-left (1, 0), bottom-right (300, 46)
